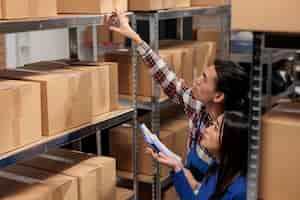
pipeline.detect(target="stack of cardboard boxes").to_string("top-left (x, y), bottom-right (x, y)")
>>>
top-left (0, 149), bottom-right (116, 200)
top-left (104, 40), bottom-right (215, 99)
top-left (260, 102), bottom-right (300, 200)
top-left (0, 0), bottom-right (57, 19)
top-left (0, 0), bottom-right (128, 19)
top-left (0, 61), bottom-right (119, 154)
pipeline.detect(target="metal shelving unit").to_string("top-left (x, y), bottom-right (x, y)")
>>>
top-left (248, 32), bottom-right (300, 200)
top-left (135, 5), bottom-right (231, 200)
top-left (0, 13), bottom-right (137, 200)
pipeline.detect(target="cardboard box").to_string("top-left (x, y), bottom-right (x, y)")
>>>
top-left (4, 165), bottom-right (78, 200)
top-left (29, 0), bottom-right (57, 18)
top-left (114, 0), bottom-right (128, 12)
top-left (105, 53), bottom-right (171, 98)
top-left (0, 174), bottom-right (52, 200)
top-left (161, 119), bottom-right (189, 163)
top-left (129, 0), bottom-right (176, 11)
top-left (0, 0), bottom-right (30, 19)
top-left (191, 0), bottom-right (229, 6)
top-left (160, 40), bottom-right (216, 83)
top-left (86, 26), bottom-right (126, 48)
top-left (0, 0), bottom-right (56, 19)
top-left (176, 0), bottom-right (191, 8)
top-left (0, 69), bottom-right (92, 136)
top-left (159, 49), bottom-right (183, 78)
top-left (160, 42), bottom-right (195, 87)
top-left (47, 149), bottom-right (116, 200)
top-left (232, 0), bottom-right (300, 33)
top-left (21, 154), bottom-right (98, 200)
top-left (260, 102), bottom-right (300, 200)
top-left (109, 125), bottom-right (175, 177)
top-left (193, 28), bottom-right (220, 50)
top-left (0, 79), bottom-right (42, 154)
top-left (57, 0), bottom-right (113, 14)
top-left (69, 62), bottom-right (119, 117)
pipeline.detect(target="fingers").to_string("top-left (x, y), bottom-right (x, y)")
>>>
top-left (109, 26), bottom-right (121, 33)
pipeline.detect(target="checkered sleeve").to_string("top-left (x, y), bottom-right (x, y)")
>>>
top-left (136, 41), bottom-right (204, 117)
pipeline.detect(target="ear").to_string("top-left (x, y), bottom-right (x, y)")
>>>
top-left (213, 92), bottom-right (224, 103)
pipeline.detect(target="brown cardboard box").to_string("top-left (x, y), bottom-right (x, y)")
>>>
top-left (109, 125), bottom-right (175, 177)
top-left (0, 174), bottom-right (52, 200)
top-left (232, 0), bottom-right (300, 33)
top-left (47, 149), bottom-right (116, 200)
top-left (160, 40), bottom-right (216, 83)
top-left (161, 119), bottom-right (189, 163)
top-left (57, 0), bottom-right (113, 14)
top-left (105, 52), bottom-right (171, 98)
top-left (0, 79), bottom-right (42, 154)
top-left (21, 154), bottom-right (98, 200)
top-left (260, 102), bottom-right (300, 200)
top-left (0, 69), bottom-right (92, 136)
top-left (29, 0), bottom-right (57, 18)
top-left (0, 0), bottom-right (56, 19)
top-left (114, 0), bottom-right (128, 12)
top-left (129, 0), bottom-right (176, 11)
top-left (176, 0), bottom-right (191, 8)
top-left (159, 49), bottom-right (183, 78)
top-left (163, 186), bottom-right (179, 200)
top-left (4, 165), bottom-right (78, 200)
top-left (191, 0), bottom-right (229, 6)
top-left (69, 62), bottom-right (119, 117)
top-left (86, 26), bottom-right (126, 48)
top-left (0, 0), bottom-right (30, 19)
top-left (160, 42), bottom-right (194, 87)
top-left (193, 28), bottom-right (220, 51)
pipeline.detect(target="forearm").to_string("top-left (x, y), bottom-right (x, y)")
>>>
top-left (171, 169), bottom-right (198, 200)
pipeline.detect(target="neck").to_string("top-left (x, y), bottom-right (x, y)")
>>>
top-left (206, 103), bottom-right (223, 120)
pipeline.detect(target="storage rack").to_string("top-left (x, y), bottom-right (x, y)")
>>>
top-left (132, 5), bottom-right (231, 200)
top-left (247, 32), bottom-right (300, 200)
top-left (0, 14), bottom-right (137, 200)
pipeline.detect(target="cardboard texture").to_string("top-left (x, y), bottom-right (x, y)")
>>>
top-left (86, 25), bottom-right (126, 47)
top-left (232, 0), bottom-right (300, 33)
top-left (0, 175), bottom-right (52, 200)
top-left (176, 0), bottom-right (191, 8)
top-left (0, 69), bottom-right (92, 136)
top-left (129, 0), bottom-right (176, 11)
top-left (4, 165), bottom-right (78, 200)
top-left (109, 125), bottom-right (175, 177)
top-left (193, 28), bottom-right (220, 51)
top-left (191, 0), bottom-right (229, 6)
top-left (47, 149), bottom-right (116, 200)
top-left (21, 155), bottom-right (98, 200)
top-left (161, 119), bottom-right (189, 163)
top-left (0, 0), bottom-right (56, 19)
top-left (113, 0), bottom-right (128, 12)
top-left (57, 0), bottom-right (113, 14)
top-left (260, 102), bottom-right (300, 200)
top-left (105, 52), bottom-right (171, 98)
top-left (69, 62), bottom-right (119, 117)
top-left (0, 79), bottom-right (42, 154)
top-left (28, 0), bottom-right (57, 18)
top-left (0, 0), bottom-right (30, 19)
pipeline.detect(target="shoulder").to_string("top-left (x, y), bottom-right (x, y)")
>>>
top-left (227, 176), bottom-right (247, 200)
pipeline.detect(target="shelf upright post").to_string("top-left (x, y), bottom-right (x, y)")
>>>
top-left (247, 32), bottom-right (265, 200)
top-left (220, 6), bottom-right (231, 60)
top-left (130, 14), bottom-right (140, 200)
top-left (148, 12), bottom-right (161, 200)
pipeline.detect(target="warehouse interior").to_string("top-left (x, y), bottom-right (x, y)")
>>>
top-left (0, 0), bottom-right (299, 200)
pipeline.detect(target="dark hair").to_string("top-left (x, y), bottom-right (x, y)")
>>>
top-left (215, 60), bottom-right (249, 113)
top-left (208, 111), bottom-right (249, 200)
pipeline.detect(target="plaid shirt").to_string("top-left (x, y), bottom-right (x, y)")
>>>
top-left (136, 42), bottom-right (214, 165)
